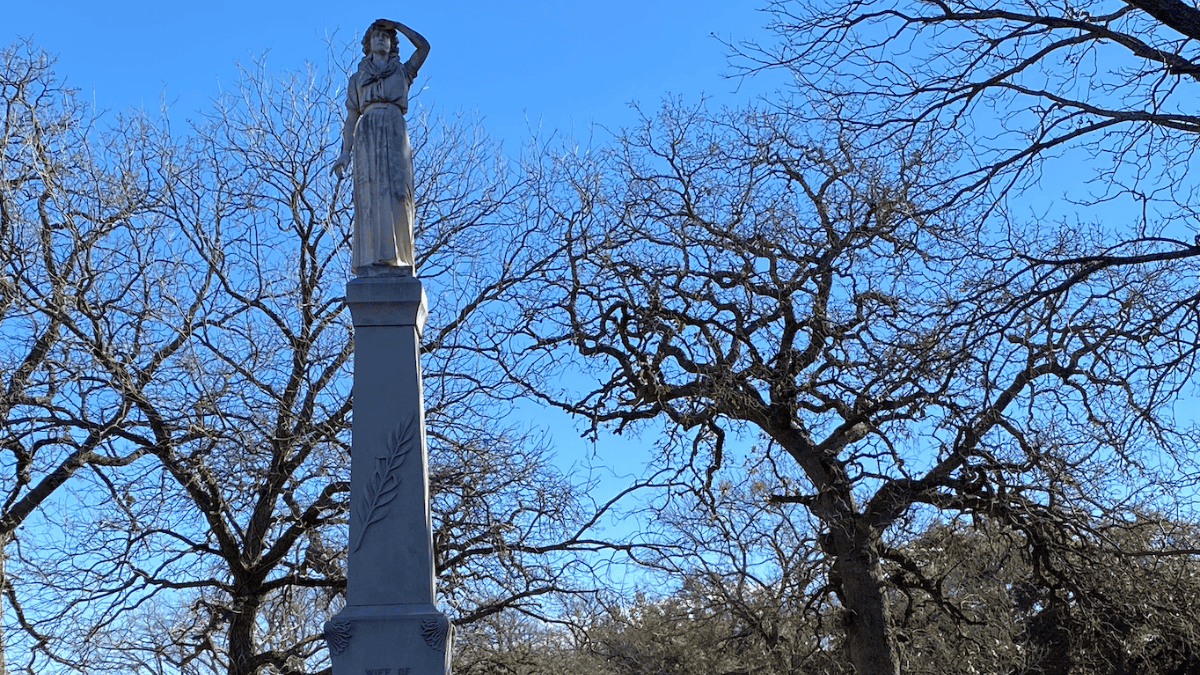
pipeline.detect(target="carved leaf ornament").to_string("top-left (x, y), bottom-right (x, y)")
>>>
top-left (324, 618), bottom-right (353, 655)
top-left (422, 616), bottom-right (450, 651)
top-left (351, 415), bottom-right (416, 552)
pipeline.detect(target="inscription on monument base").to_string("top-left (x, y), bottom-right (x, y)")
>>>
top-left (365, 669), bottom-right (412, 675)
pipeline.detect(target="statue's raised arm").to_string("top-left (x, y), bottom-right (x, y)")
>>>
top-left (333, 19), bottom-right (430, 275)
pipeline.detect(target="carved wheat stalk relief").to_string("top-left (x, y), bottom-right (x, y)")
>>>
top-left (351, 414), bottom-right (416, 552)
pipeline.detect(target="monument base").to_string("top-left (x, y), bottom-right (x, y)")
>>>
top-left (325, 604), bottom-right (451, 675)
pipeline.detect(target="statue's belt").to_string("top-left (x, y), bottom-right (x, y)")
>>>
top-left (362, 101), bottom-right (407, 115)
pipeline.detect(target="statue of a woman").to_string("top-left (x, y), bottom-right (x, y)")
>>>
top-left (333, 19), bottom-right (430, 274)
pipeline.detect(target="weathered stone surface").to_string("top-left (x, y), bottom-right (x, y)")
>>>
top-left (327, 274), bottom-right (450, 674)
top-left (332, 19), bottom-right (430, 275)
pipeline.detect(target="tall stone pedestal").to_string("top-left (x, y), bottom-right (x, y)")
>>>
top-left (326, 270), bottom-right (451, 675)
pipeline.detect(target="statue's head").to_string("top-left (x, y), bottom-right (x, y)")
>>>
top-left (362, 22), bottom-right (399, 59)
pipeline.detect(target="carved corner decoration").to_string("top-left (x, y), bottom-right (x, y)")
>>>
top-left (351, 414), bottom-right (417, 552)
top-left (421, 616), bottom-right (450, 651)
top-left (324, 618), bottom-right (353, 655)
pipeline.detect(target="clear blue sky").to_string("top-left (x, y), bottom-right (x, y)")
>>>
top-left (6, 1), bottom-right (780, 148)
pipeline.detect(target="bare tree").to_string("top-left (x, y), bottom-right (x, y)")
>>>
top-left (732, 0), bottom-right (1200, 289)
top-left (509, 99), bottom-right (1200, 674)
top-left (598, 452), bottom-right (836, 675)
top-left (0, 40), bottom-right (179, 675)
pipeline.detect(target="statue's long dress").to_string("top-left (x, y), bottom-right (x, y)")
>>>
top-left (346, 58), bottom-right (418, 273)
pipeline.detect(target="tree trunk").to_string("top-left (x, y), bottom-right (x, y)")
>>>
top-left (829, 520), bottom-right (899, 675)
top-left (228, 589), bottom-right (260, 675)
top-left (0, 533), bottom-right (8, 675)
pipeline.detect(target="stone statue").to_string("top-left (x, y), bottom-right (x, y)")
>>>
top-left (333, 19), bottom-right (430, 274)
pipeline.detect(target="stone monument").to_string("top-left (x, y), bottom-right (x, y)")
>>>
top-left (325, 18), bottom-right (451, 675)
